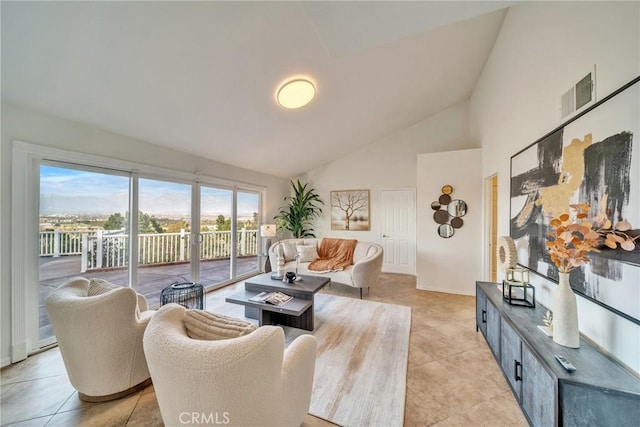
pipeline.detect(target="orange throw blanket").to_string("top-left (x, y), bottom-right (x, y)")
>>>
top-left (308, 238), bottom-right (358, 272)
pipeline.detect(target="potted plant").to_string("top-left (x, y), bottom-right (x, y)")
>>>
top-left (275, 180), bottom-right (323, 238)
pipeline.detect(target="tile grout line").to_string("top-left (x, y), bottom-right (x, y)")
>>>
top-left (0, 372), bottom-right (70, 388)
top-left (49, 386), bottom-right (78, 423)
top-left (123, 391), bottom-right (144, 426)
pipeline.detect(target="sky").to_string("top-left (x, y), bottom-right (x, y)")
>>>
top-left (39, 165), bottom-right (259, 216)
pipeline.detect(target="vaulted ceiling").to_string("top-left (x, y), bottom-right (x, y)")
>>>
top-left (2, 1), bottom-right (511, 177)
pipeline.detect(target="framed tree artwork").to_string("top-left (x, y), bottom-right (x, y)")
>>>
top-left (330, 189), bottom-right (370, 230)
top-left (510, 76), bottom-right (639, 324)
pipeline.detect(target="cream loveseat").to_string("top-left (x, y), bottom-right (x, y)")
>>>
top-left (268, 238), bottom-right (383, 298)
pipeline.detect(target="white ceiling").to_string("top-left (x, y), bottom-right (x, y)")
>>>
top-left (2, 1), bottom-right (511, 178)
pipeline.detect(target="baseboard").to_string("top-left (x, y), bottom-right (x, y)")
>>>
top-left (417, 285), bottom-right (475, 297)
top-left (1, 356), bottom-right (11, 368)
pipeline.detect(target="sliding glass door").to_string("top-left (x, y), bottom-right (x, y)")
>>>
top-left (197, 186), bottom-right (261, 287)
top-left (38, 164), bottom-right (129, 343)
top-left (137, 178), bottom-right (192, 305)
top-left (198, 186), bottom-right (233, 287)
top-left (29, 152), bottom-right (263, 354)
top-left (236, 191), bottom-right (260, 277)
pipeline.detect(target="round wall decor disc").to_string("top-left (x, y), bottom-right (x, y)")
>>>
top-left (451, 217), bottom-right (464, 229)
top-left (433, 210), bottom-right (449, 224)
top-left (438, 194), bottom-right (451, 205)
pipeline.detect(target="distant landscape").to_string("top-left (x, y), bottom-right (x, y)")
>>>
top-left (39, 165), bottom-right (260, 233)
top-left (39, 213), bottom-right (258, 233)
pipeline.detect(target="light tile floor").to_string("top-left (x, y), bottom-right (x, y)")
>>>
top-left (1, 273), bottom-right (527, 426)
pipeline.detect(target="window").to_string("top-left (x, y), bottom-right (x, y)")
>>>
top-left (13, 141), bottom-right (265, 358)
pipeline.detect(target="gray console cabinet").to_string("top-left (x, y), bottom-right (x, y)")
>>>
top-left (476, 281), bottom-right (640, 427)
top-left (476, 288), bottom-right (500, 358)
top-left (500, 319), bottom-right (524, 400)
top-left (499, 318), bottom-right (556, 425)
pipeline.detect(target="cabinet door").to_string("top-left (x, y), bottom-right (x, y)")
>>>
top-left (486, 299), bottom-right (500, 358)
top-left (522, 343), bottom-right (555, 427)
top-left (476, 287), bottom-right (488, 336)
top-left (561, 381), bottom-right (640, 427)
top-left (500, 320), bottom-right (522, 400)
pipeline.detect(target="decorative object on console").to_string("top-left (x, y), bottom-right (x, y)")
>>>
top-left (510, 76), bottom-right (639, 325)
top-left (502, 267), bottom-right (535, 308)
top-left (330, 189), bottom-right (370, 230)
top-left (538, 310), bottom-right (553, 337)
top-left (544, 203), bottom-right (638, 347)
top-left (505, 267), bottom-right (530, 284)
top-left (546, 203), bottom-right (638, 347)
top-left (497, 236), bottom-right (517, 272)
top-left (545, 204), bottom-right (598, 348)
top-left (431, 185), bottom-right (468, 238)
top-left (553, 272), bottom-right (579, 348)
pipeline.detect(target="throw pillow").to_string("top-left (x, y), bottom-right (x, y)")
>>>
top-left (296, 245), bottom-right (318, 263)
top-left (87, 278), bottom-right (121, 296)
top-left (185, 309), bottom-right (257, 341)
top-left (282, 240), bottom-right (300, 262)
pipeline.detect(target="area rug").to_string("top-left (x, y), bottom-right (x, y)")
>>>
top-left (211, 291), bottom-right (411, 427)
top-left (285, 294), bottom-right (411, 427)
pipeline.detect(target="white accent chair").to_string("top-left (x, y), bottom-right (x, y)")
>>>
top-left (45, 277), bottom-right (154, 401)
top-left (143, 303), bottom-right (318, 427)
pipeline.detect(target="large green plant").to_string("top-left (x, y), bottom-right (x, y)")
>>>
top-left (276, 180), bottom-right (323, 238)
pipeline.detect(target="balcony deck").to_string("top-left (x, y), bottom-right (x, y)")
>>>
top-left (39, 255), bottom-right (259, 339)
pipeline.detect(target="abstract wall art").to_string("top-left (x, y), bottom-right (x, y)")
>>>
top-left (510, 76), bottom-right (640, 324)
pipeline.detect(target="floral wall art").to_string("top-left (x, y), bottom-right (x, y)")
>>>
top-left (510, 77), bottom-right (640, 324)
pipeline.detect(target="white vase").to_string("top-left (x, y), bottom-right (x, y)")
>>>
top-left (553, 272), bottom-right (580, 348)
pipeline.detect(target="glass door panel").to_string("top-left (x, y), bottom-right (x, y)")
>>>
top-left (199, 186), bottom-right (233, 287)
top-left (236, 191), bottom-right (260, 277)
top-left (39, 164), bottom-right (129, 342)
top-left (138, 178), bottom-right (191, 306)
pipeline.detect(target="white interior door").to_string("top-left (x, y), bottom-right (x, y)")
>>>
top-left (380, 189), bottom-right (416, 275)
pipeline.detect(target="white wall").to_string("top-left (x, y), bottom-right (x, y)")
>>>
top-left (417, 149), bottom-right (482, 295)
top-left (470, 1), bottom-right (640, 373)
top-left (304, 101), bottom-right (475, 248)
top-left (0, 102), bottom-right (290, 365)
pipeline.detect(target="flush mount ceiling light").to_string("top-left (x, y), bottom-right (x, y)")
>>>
top-left (276, 79), bottom-right (316, 109)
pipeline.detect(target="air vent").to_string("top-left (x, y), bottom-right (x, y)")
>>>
top-left (561, 68), bottom-right (595, 119)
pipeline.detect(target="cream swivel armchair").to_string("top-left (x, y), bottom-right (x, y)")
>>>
top-left (143, 304), bottom-right (318, 427)
top-left (45, 277), bottom-right (154, 402)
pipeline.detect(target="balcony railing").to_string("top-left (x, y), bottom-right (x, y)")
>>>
top-left (40, 229), bottom-right (258, 272)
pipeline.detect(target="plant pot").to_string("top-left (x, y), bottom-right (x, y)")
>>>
top-left (553, 272), bottom-right (580, 348)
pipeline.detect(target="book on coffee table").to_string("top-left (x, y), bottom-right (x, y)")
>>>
top-left (249, 291), bottom-right (293, 306)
